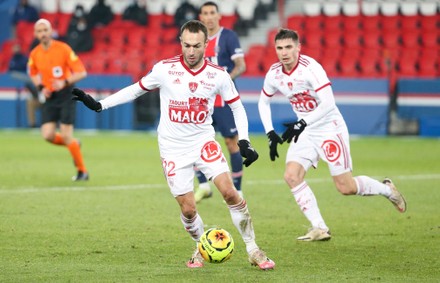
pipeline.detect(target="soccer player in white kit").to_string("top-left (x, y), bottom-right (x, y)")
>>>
top-left (72, 20), bottom-right (275, 270)
top-left (258, 28), bottom-right (407, 241)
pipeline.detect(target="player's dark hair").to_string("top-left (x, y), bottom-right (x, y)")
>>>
top-left (180, 20), bottom-right (208, 41)
top-left (275, 28), bottom-right (300, 44)
top-left (199, 1), bottom-right (219, 14)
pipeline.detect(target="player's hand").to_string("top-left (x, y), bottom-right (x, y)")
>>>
top-left (72, 88), bottom-right (102, 112)
top-left (282, 119), bottom-right (307, 143)
top-left (238, 140), bottom-right (259, 167)
top-left (267, 130), bottom-right (283, 161)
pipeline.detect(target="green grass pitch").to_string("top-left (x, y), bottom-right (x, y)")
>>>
top-left (1, 130), bottom-right (439, 282)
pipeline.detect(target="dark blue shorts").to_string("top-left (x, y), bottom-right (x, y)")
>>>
top-left (212, 105), bottom-right (238, 138)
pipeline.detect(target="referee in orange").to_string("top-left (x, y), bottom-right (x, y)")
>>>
top-left (28, 19), bottom-right (88, 181)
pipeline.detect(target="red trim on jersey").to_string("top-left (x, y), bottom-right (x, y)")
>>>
top-left (163, 55), bottom-right (180, 64)
top-left (282, 56), bottom-right (300, 75)
top-left (207, 61), bottom-right (226, 71)
top-left (179, 55), bottom-right (208, 76)
top-left (262, 88), bottom-right (274, 97)
top-left (270, 62), bottom-right (282, 71)
top-left (315, 82), bottom-right (332, 92)
top-left (225, 96), bottom-right (240, 104)
top-left (138, 80), bottom-right (151, 91)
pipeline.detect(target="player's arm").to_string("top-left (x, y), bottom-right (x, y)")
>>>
top-left (66, 71), bottom-right (87, 86)
top-left (229, 56), bottom-right (246, 80)
top-left (258, 89), bottom-right (275, 133)
top-left (228, 97), bottom-right (259, 167)
top-left (72, 82), bottom-right (147, 112)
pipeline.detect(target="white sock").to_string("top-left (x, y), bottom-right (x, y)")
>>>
top-left (291, 181), bottom-right (329, 231)
top-left (180, 213), bottom-right (204, 242)
top-left (354, 176), bottom-right (392, 197)
top-left (228, 199), bottom-right (259, 254)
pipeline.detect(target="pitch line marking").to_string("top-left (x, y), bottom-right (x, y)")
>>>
top-left (1, 174), bottom-right (439, 194)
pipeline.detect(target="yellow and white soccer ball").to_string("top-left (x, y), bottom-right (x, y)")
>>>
top-left (198, 228), bottom-right (234, 263)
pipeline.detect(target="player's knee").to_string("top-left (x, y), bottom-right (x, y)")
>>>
top-left (335, 181), bottom-right (357, 195)
top-left (284, 170), bottom-right (303, 188)
top-left (181, 207), bottom-right (197, 220)
top-left (222, 188), bottom-right (239, 204)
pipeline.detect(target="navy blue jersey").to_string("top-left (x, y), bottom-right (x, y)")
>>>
top-left (205, 27), bottom-right (244, 74)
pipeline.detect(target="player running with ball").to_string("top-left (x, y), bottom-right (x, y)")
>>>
top-left (258, 28), bottom-right (407, 241)
top-left (73, 20), bottom-right (275, 270)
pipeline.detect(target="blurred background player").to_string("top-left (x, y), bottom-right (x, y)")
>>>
top-left (28, 19), bottom-right (89, 181)
top-left (258, 29), bottom-right (407, 241)
top-left (194, 1), bottom-right (247, 203)
top-left (72, 20), bottom-right (274, 270)
top-left (8, 43), bottom-right (40, 128)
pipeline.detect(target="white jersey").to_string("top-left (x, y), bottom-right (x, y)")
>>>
top-left (99, 55), bottom-right (249, 158)
top-left (259, 54), bottom-right (344, 132)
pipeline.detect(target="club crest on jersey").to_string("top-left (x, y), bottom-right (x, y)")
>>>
top-left (201, 141), bottom-right (223, 162)
top-left (189, 82), bottom-right (198, 93)
top-left (288, 82), bottom-right (293, 90)
top-left (321, 140), bottom-right (341, 162)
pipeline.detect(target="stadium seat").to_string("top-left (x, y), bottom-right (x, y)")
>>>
top-left (303, 1), bottom-right (323, 16)
top-left (261, 51), bottom-right (279, 71)
top-left (380, 15), bottom-right (401, 32)
top-left (396, 54), bottom-right (418, 77)
top-left (287, 15), bottom-right (304, 30)
top-left (420, 15), bottom-right (438, 32)
top-left (401, 31), bottom-right (420, 49)
top-left (57, 13), bottom-right (71, 37)
top-left (400, 1), bottom-right (419, 16)
top-left (418, 57), bottom-right (438, 77)
top-left (419, 1), bottom-right (438, 16)
top-left (361, 1), bottom-right (380, 16)
top-left (338, 56), bottom-right (359, 77)
top-left (244, 58), bottom-right (263, 76)
top-left (302, 31), bottom-right (323, 49)
top-left (420, 31), bottom-right (438, 48)
top-left (343, 30), bottom-right (362, 49)
top-left (361, 30), bottom-right (381, 49)
top-left (217, 0), bottom-right (237, 16)
top-left (341, 1), bottom-right (359, 17)
top-left (301, 47), bottom-right (322, 62)
top-left (40, 0), bottom-right (57, 13)
top-left (323, 15), bottom-right (342, 32)
top-left (358, 56), bottom-right (382, 77)
top-left (162, 27), bottom-right (179, 44)
top-left (323, 30), bottom-right (342, 48)
top-left (342, 15), bottom-right (361, 32)
top-left (322, 1), bottom-right (341, 17)
top-left (220, 15), bottom-right (238, 29)
top-left (303, 15), bottom-right (323, 32)
top-left (381, 30), bottom-right (401, 50)
top-left (247, 44), bottom-right (266, 58)
top-left (400, 15), bottom-right (420, 32)
top-left (267, 28), bottom-right (279, 47)
top-left (361, 15), bottom-right (380, 32)
top-left (319, 56), bottom-right (339, 77)
top-left (380, 1), bottom-right (400, 16)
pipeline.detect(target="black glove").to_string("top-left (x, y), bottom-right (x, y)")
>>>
top-left (238, 140), bottom-right (259, 167)
top-left (282, 119), bottom-right (307, 143)
top-left (72, 88), bottom-right (102, 112)
top-left (267, 130), bottom-right (283, 161)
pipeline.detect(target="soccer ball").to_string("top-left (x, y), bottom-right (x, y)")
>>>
top-left (198, 228), bottom-right (234, 263)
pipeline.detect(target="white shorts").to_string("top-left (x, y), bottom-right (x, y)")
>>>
top-left (286, 122), bottom-right (353, 176)
top-left (160, 140), bottom-right (230, 197)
